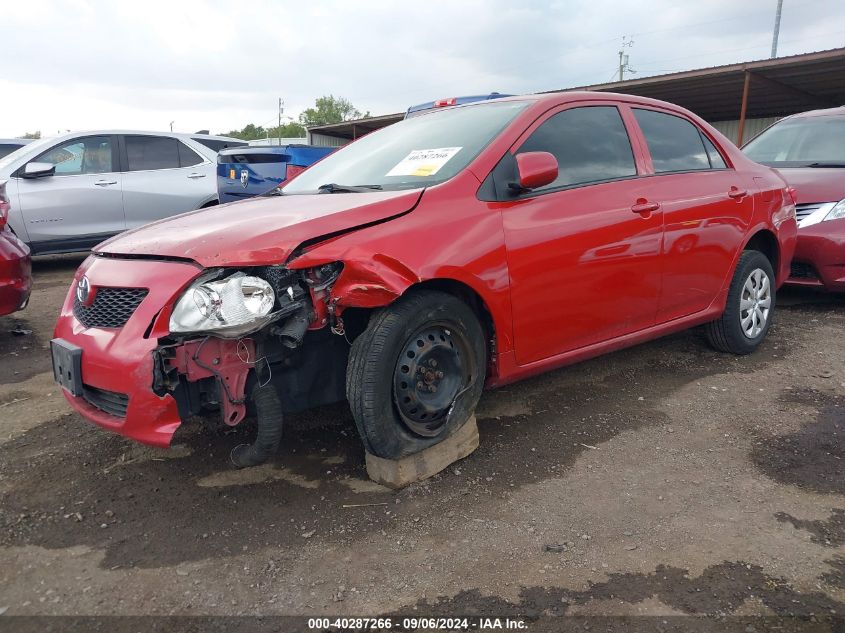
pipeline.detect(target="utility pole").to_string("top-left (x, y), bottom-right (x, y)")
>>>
top-left (169, 121), bottom-right (174, 132)
top-left (771, 0), bottom-right (784, 58)
top-left (618, 36), bottom-right (635, 81)
top-left (278, 98), bottom-right (284, 145)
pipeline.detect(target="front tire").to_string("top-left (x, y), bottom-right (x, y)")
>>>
top-left (705, 250), bottom-right (775, 355)
top-left (346, 290), bottom-right (486, 459)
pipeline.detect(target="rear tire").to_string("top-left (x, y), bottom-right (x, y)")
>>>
top-left (705, 250), bottom-right (775, 355)
top-left (346, 290), bottom-right (486, 459)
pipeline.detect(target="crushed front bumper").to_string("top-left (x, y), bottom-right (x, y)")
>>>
top-left (786, 219), bottom-right (845, 292)
top-left (53, 256), bottom-right (203, 447)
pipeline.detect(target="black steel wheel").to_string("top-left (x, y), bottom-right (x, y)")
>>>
top-left (347, 290), bottom-right (487, 459)
top-left (393, 323), bottom-right (476, 437)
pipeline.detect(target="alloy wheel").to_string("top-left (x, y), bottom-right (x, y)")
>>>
top-left (740, 268), bottom-right (771, 339)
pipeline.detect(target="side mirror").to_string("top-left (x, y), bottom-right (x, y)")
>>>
top-left (22, 162), bottom-right (55, 179)
top-left (511, 151), bottom-right (558, 191)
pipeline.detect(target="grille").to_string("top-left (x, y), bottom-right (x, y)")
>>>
top-left (795, 203), bottom-right (826, 222)
top-left (73, 287), bottom-right (148, 329)
top-left (82, 384), bottom-right (129, 418)
top-left (790, 262), bottom-right (818, 280)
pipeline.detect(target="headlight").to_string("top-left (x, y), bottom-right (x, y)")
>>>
top-left (170, 272), bottom-right (277, 338)
top-left (823, 199), bottom-right (845, 222)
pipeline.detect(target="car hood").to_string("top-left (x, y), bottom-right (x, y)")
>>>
top-left (95, 189), bottom-right (424, 267)
top-left (773, 167), bottom-right (845, 204)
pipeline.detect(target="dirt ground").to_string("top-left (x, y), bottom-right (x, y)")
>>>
top-left (0, 255), bottom-right (843, 623)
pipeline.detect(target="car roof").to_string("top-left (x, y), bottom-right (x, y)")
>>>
top-left (31, 130), bottom-right (243, 142)
top-left (413, 91), bottom-right (707, 116)
top-left (779, 106), bottom-right (845, 120)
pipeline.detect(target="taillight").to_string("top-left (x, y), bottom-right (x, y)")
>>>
top-left (275, 164), bottom-right (307, 191)
top-left (285, 164), bottom-right (306, 180)
top-left (0, 180), bottom-right (10, 229)
top-left (434, 97), bottom-right (457, 107)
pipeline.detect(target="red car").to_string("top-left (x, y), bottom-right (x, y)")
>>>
top-left (743, 107), bottom-right (845, 292)
top-left (52, 93), bottom-right (797, 466)
top-left (0, 181), bottom-right (32, 316)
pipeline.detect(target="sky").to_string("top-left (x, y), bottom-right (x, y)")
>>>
top-left (2, 0), bottom-right (844, 138)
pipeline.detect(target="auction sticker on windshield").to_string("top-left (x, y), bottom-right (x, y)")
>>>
top-left (386, 147), bottom-right (462, 177)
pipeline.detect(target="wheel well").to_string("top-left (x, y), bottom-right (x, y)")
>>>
top-left (744, 230), bottom-right (779, 272)
top-left (339, 278), bottom-right (498, 377)
top-left (408, 279), bottom-right (496, 342)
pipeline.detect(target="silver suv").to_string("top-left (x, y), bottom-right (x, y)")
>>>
top-left (0, 131), bottom-right (246, 254)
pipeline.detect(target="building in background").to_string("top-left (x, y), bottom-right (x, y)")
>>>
top-left (306, 47), bottom-right (845, 148)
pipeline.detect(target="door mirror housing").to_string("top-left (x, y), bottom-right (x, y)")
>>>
top-left (22, 162), bottom-right (56, 179)
top-left (511, 151), bottom-right (558, 192)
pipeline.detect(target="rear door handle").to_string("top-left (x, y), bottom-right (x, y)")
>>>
top-left (94, 180), bottom-right (117, 187)
top-left (187, 173), bottom-right (206, 179)
top-left (631, 200), bottom-right (660, 214)
top-left (728, 187), bottom-right (748, 199)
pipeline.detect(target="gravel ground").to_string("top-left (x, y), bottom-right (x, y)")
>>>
top-left (0, 255), bottom-right (843, 622)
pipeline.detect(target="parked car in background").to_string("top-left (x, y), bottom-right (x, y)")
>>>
top-left (405, 92), bottom-right (513, 118)
top-left (52, 93), bottom-right (796, 467)
top-left (0, 181), bottom-right (31, 316)
top-left (0, 131), bottom-right (247, 255)
top-left (217, 144), bottom-right (336, 203)
top-left (0, 138), bottom-right (33, 159)
top-left (743, 107), bottom-right (845, 292)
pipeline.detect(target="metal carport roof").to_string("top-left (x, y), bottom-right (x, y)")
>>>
top-left (557, 47), bottom-right (845, 143)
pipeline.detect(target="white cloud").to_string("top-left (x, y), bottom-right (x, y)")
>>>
top-left (2, 0), bottom-right (843, 137)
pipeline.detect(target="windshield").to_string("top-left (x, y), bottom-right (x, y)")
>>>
top-left (0, 136), bottom-right (56, 172)
top-left (743, 115), bottom-right (845, 167)
top-left (282, 100), bottom-right (531, 193)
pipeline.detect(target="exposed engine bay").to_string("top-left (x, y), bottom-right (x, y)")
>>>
top-left (150, 262), bottom-right (354, 466)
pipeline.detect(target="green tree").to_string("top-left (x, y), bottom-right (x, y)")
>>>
top-left (299, 95), bottom-right (369, 127)
top-left (20, 131), bottom-right (41, 139)
top-left (266, 121), bottom-right (307, 138)
top-left (223, 123), bottom-right (267, 141)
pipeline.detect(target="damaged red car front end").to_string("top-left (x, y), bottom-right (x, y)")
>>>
top-left (52, 189), bottom-right (425, 449)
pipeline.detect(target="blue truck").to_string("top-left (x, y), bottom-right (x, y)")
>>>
top-left (217, 144), bottom-right (336, 203)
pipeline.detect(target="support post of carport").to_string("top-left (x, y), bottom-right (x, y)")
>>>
top-left (737, 70), bottom-right (752, 146)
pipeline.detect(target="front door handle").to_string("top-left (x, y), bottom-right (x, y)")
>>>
top-left (631, 200), bottom-right (660, 214)
top-left (728, 186), bottom-right (748, 199)
top-left (187, 173), bottom-right (206, 179)
top-left (94, 180), bottom-right (118, 187)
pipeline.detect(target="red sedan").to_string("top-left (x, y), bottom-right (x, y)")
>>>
top-left (0, 182), bottom-right (31, 316)
top-left (743, 107), bottom-right (845, 292)
top-left (52, 92), bottom-right (797, 466)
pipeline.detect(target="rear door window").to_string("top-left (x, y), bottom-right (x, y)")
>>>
top-left (633, 109), bottom-right (710, 173)
top-left (516, 106), bottom-right (637, 191)
top-left (125, 135), bottom-right (180, 171)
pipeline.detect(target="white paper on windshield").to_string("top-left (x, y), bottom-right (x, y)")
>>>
top-left (386, 147), bottom-right (462, 177)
